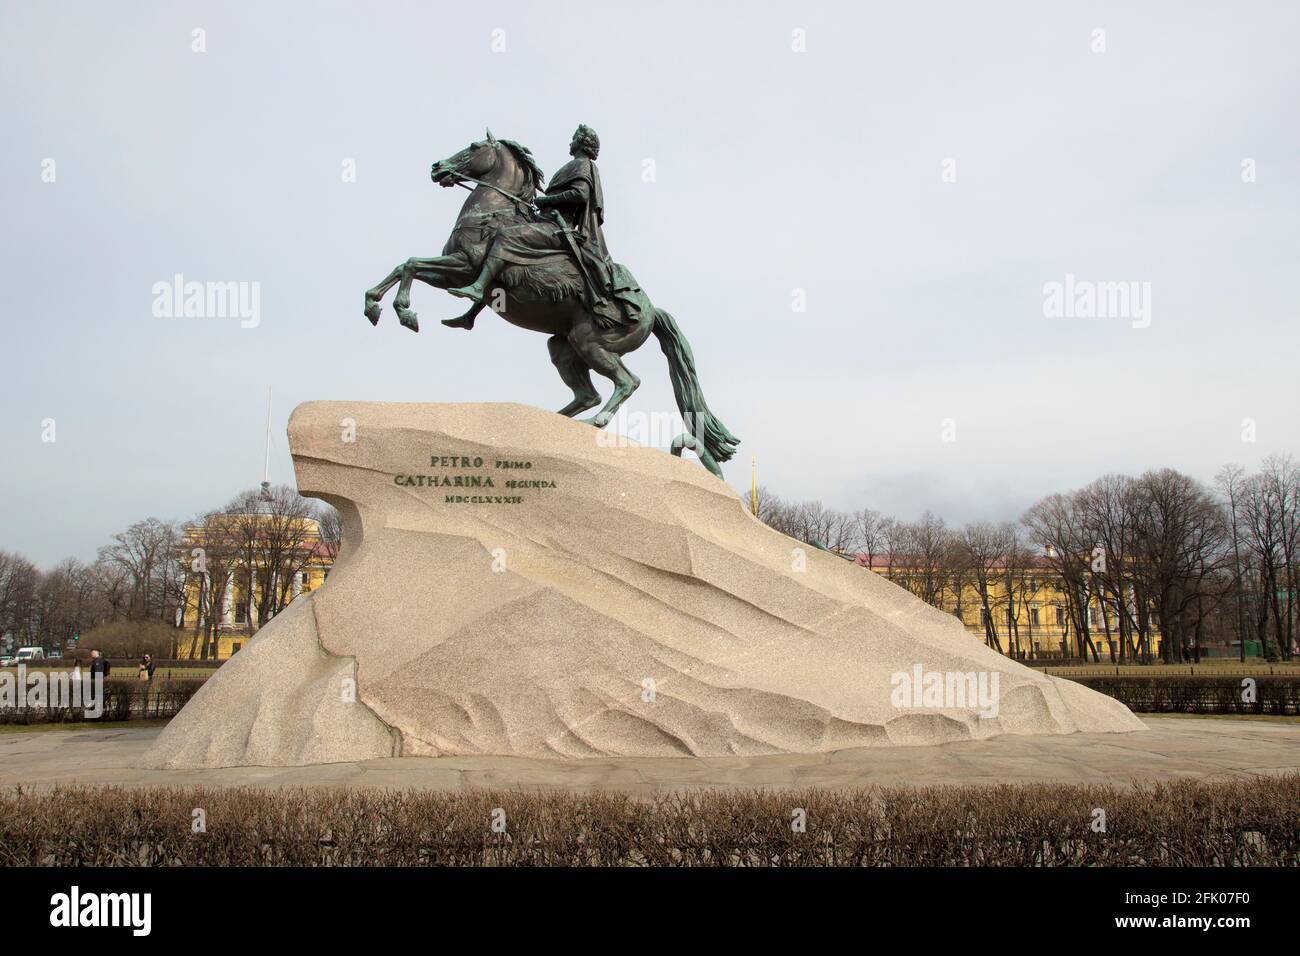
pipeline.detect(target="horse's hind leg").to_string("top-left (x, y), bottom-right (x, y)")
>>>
top-left (548, 335), bottom-right (601, 417)
top-left (572, 336), bottom-right (640, 427)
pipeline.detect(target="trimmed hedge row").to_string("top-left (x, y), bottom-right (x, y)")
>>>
top-left (1, 778), bottom-right (1296, 866)
top-left (4, 674), bottom-right (1293, 725)
top-left (0, 679), bottom-right (204, 725)
top-left (1066, 675), bottom-right (1300, 714)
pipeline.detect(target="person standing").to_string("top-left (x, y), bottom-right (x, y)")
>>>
top-left (89, 649), bottom-right (110, 680)
top-left (87, 650), bottom-right (110, 721)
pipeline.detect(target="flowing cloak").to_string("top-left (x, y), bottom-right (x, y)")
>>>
top-left (482, 158), bottom-right (607, 266)
top-left (545, 157), bottom-right (609, 259)
top-left (480, 157), bottom-right (636, 326)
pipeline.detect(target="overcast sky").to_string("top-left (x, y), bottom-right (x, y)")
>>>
top-left (1, 0), bottom-right (1297, 566)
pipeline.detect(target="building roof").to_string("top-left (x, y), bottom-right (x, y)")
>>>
top-left (851, 553), bottom-right (1057, 571)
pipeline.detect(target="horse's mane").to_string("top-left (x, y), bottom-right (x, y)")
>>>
top-left (499, 139), bottom-right (545, 200)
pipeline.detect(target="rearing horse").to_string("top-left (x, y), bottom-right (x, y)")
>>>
top-left (362, 130), bottom-right (739, 477)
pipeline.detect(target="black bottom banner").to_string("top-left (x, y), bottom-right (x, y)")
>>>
top-left (2, 866), bottom-right (1288, 942)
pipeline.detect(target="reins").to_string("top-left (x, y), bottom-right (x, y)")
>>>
top-left (449, 173), bottom-right (539, 213)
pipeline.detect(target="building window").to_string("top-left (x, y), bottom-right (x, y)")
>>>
top-left (1030, 607), bottom-right (1040, 627)
top-left (1056, 607), bottom-right (1066, 627)
top-left (234, 602), bottom-right (247, 624)
top-left (231, 643), bottom-right (242, 654)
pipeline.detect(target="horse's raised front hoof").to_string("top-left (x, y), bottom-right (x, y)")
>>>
top-left (441, 315), bottom-right (475, 330)
top-left (364, 298), bottom-right (382, 326)
top-left (580, 412), bottom-right (612, 428)
top-left (396, 307), bottom-right (420, 332)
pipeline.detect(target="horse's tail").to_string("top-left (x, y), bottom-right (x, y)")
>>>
top-left (651, 308), bottom-right (740, 474)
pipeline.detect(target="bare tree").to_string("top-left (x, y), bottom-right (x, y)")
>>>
top-left (0, 551), bottom-right (40, 649)
top-left (792, 500), bottom-right (856, 553)
top-left (96, 518), bottom-right (182, 622)
top-left (854, 508), bottom-right (889, 570)
top-left (958, 522), bottom-right (1012, 651)
top-left (1257, 455), bottom-right (1298, 660)
top-left (1216, 464), bottom-right (1251, 662)
top-left (746, 485), bottom-right (783, 525)
top-left (1078, 474), bottom-right (1146, 662)
top-left (1129, 469), bottom-right (1228, 663)
top-left (317, 503), bottom-right (343, 563)
top-left (749, 487), bottom-right (857, 554)
top-left (1238, 456), bottom-right (1299, 660)
top-left (1023, 492), bottom-right (1100, 660)
top-left (886, 513), bottom-right (951, 609)
top-left (182, 509), bottom-right (243, 660)
top-left (1003, 530), bottom-right (1047, 659)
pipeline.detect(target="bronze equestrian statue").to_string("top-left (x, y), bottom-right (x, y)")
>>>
top-left (362, 126), bottom-right (739, 477)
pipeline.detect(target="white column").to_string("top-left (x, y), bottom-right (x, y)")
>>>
top-left (249, 569), bottom-right (259, 627)
top-left (222, 572), bottom-right (234, 626)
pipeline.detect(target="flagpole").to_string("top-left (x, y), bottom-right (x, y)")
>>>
top-left (261, 387), bottom-right (272, 498)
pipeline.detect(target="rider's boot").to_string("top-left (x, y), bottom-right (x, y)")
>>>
top-left (448, 257), bottom-right (504, 303)
top-left (442, 302), bottom-right (484, 330)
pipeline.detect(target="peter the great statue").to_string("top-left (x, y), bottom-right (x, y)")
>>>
top-left (363, 126), bottom-right (739, 477)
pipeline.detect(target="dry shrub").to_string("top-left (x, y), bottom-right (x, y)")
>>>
top-left (1070, 675), bottom-right (1300, 714)
top-left (79, 620), bottom-right (178, 660)
top-left (0, 777), bottom-right (1296, 867)
top-left (0, 679), bottom-right (202, 724)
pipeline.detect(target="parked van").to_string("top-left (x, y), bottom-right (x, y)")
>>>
top-left (14, 647), bottom-right (46, 663)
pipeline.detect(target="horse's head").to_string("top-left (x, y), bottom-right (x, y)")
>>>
top-left (430, 129), bottom-right (544, 201)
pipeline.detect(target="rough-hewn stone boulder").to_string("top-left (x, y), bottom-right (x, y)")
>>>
top-left (140, 402), bottom-right (1142, 769)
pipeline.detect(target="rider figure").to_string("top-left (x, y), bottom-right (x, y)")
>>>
top-left (448, 124), bottom-right (623, 328)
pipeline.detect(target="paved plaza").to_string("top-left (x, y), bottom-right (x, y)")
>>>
top-left (3, 717), bottom-right (1298, 795)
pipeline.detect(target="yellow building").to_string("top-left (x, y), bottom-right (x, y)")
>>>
top-left (853, 554), bottom-right (1160, 661)
top-left (175, 513), bottom-right (335, 661)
